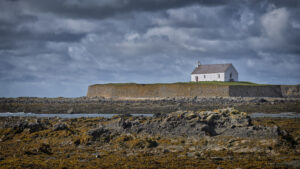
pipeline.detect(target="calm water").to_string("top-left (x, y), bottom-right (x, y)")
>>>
top-left (0, 112), bottom-right (299, 118)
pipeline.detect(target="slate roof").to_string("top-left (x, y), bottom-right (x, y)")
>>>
top-left (191, 63), bottom-right (232, 74)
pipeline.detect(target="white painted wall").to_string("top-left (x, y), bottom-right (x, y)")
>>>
top-left (191, 73), bottom-right (225, 82)
top-left (191, 65), bottom-right (238, 82)
top-left (224, 66), bottom-right (238, 81)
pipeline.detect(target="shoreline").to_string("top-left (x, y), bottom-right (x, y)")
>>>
top-left (1, 97), bottom-right (300, 114)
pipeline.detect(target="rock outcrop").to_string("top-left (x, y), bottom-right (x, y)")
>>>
top-left (0, 109), bottom-right (298, 168)
top-left (97, 108), bottom-right (281, 138)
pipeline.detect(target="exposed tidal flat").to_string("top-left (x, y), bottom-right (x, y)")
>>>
top-left (0, 108), bottom-right (300, 168)
top-left (1, 96), bottom-right (300, 114)
top-left (0, 97), bottom-right (299, 168)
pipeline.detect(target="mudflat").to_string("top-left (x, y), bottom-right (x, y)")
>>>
top-left (0, 97), bottom-right (300, 114)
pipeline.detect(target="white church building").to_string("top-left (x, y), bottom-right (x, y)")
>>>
top-left (191, 63), bottom-right (238, 82)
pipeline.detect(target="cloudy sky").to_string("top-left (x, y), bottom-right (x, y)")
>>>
top-left (0, 0), bottom-right (300, 97)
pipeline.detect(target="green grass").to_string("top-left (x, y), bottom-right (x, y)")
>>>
top-left (172, 81), bottom-right (268, 86)
top-left (93, 81), bottom-right (269, 86)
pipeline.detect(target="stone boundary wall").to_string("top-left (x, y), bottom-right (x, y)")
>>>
top-left (281, 85), bottom-right (300, 98)
top-left (229, 85), bottom-right (283, 97)
top-left (87, 84), bottom-right (229, 98)
top-left (87, 84), bottom-right (300, 98)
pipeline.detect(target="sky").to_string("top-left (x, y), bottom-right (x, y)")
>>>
top-left (0, 0), bottom-right (300, 97)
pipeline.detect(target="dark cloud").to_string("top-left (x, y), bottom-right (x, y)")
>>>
top-left (16, 0), bottom-right (229, 19)
top-left (0, 0), bottom-right (299, 97)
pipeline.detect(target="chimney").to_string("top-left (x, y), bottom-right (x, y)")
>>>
top-left (197, 61), bottom-right (201, 67)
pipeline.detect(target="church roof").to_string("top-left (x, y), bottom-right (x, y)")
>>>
top-left (191, 63), bottom-right (232, 74)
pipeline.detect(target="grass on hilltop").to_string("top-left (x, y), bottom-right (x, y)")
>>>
top-left (92, 81), bottom-right (269, 86)
top-left (173, 81), bottom-right (268, 86)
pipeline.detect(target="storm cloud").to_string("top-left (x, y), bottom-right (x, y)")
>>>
top-left (0, 0), bottom-right (299, 97)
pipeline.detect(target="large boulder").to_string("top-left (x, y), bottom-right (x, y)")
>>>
top-left (13, 120), bottom-right (47, 133)
top-left (53, 123), bottom-right (68, 131)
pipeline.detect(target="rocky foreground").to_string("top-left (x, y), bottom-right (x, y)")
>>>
top-left (1, 97), bottom-right (300, 114)
top-left (0, 108), bottom-right (299, 168)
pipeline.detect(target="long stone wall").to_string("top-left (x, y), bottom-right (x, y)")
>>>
top-left (281, 85), bottom-right (300, 98)
top-left (87, 84), bottom-right (300, 98)
top-left (87, 84), bottom-right (229, 98)
top-left (229, 85), bottom-right (283, 97)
